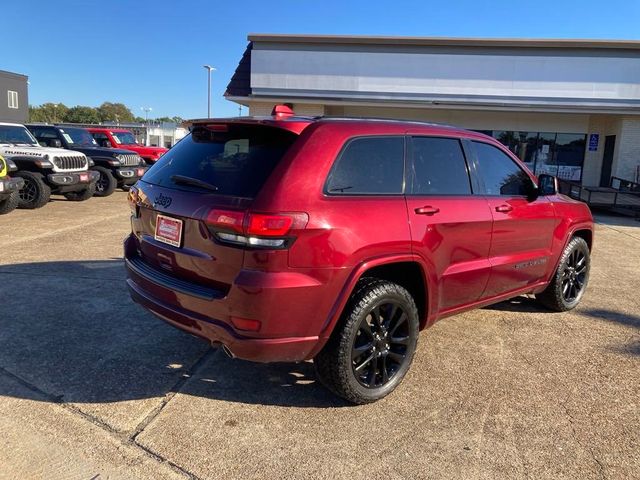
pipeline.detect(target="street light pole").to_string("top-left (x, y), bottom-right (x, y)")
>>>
top-left (141, 107), bottom-right (152, 146)
top-left (141, 107), bottom-right (152, 125)
top-left (203, 65), bottom-right (216, 118)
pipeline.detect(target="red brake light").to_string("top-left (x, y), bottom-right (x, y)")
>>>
top-left (205, 209), bottom-right (308, 248)
top-left (206, 209), bottom-right (245, 233)
top-left (271, 104), bottom-right (295, 118)
top-left (246, 214), bottom-right (293, 236)
top-left (205, 124), bottom-right (229, 132)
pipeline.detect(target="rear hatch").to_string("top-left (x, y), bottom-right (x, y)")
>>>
top-left (129, 123), bottom-right (300, 294)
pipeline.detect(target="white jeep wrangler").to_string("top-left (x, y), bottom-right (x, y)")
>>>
top-left (0, 122), bottom-right (99, 208)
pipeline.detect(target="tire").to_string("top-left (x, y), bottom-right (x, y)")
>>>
top-left (64, 182), bottom-right (96, 201)
top-left (0, 190), bottom-right (19, 214)
top-left (314, 278), bottom-right (419, 404)
top-left (92, 166), bottom-right (117, 197)
top-left (536, 237), bottom-right (590, 312)
top-left (15, 171), bottom-right (51, 209)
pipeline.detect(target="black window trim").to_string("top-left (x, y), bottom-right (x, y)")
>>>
top-left (467, 139), bottom-right (538, 198)
top-left (406, 135), bottom-right (475, 197)
top-left (323, 134), bottom-right (407, 197)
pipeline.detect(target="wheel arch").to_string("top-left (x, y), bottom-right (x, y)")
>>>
top-left (311, 255), bottom-right (431, 360)
top-left (572, 228), bottom-right (593, 251)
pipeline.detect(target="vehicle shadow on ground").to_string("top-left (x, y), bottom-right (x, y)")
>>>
top-left (485, 295), bottom-right (549, 313)
top-left (0, 260), bottom-right (348, 408)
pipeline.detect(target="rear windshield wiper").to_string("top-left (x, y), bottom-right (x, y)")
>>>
top-left (329, 185), bottom-right (353, 193)
top-left (170, 174), bottom-right (219, 192)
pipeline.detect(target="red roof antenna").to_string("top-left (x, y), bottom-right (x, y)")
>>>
top-left (272, 104), bottom-right (295, 118)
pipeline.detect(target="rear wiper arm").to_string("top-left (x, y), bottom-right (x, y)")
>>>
top-left (170, 174), bottom-right (219, 192)
top-left (329, 185), bottom-right (353, 193)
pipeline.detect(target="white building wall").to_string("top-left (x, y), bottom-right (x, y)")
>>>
top-left (249, 102), bottom-right (325, 116)
top-left (251, 45), bottom-right (640, 110)
top-left (330, 105), bottom-right (589, 132)
top-left (616, 118), bottom-right (640, 182)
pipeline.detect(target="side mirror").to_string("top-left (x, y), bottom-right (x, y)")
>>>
top-left (49, 139), bottom-right (62, 148)
top-left (100, 140), bottom-right (111, 148)
top-left (538, 174), bottom-right (558, 196)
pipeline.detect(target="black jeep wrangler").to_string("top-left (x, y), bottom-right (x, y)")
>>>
top-left (27, 125), bottom-right (147, 197)
top-left (0, 154), bottom-right (24, 214)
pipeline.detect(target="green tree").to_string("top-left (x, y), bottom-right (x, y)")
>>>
top-left (97, 102), bottom-right (135, 123)
top-left (64, 106), bottom-right (101, 124)
top-left (29, 103), bottom-right (69, 123)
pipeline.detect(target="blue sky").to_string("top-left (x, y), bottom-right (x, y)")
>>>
top-left (4, 0), bottom-right (640, 119)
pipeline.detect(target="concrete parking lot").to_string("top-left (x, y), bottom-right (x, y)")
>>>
top-left (0, 192), bottom-right (638, 479)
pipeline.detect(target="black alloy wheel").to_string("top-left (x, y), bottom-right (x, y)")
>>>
top-left (536, 236), bottom-right (590, 312)
top-left (14, 171), bottom-right (51, 209)
top-left (561, 248), bottom-right (588, 303)
top-left (314, 278), bottom-right (419, 404)
top-left (352, 302), bottom-right (411, 388)
top-left (20, 179), bottom-right (37, 203)
top-left (92, 166), bottom-right (117, 197)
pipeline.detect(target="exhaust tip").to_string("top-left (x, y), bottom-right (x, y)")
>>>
top-left (221, 345), bottom-right (235, 359)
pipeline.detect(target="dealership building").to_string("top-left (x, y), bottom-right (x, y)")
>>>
top-left (0, 69), bottom-right (28, 123)
top-left (226, 34), bottom-right (640, 187)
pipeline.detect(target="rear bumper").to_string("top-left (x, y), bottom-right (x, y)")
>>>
top-left (126, 275), bottom-right (319, 362)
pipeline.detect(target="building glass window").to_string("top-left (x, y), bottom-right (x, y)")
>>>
top-left (7, 91), bottom-right (19, 109)
top-left (491, 131), bottom-right (586, 183)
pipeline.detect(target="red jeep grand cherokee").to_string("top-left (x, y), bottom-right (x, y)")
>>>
top-left (125, 106), bottom-right (593, 403)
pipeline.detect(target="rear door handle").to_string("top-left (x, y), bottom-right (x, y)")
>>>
top-left (495, 204), bottom-right (513, 213)
top-left (415, 206), bottom-right (440, 216)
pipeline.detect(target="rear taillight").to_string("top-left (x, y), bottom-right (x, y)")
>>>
top-left (205, 209), bottom-right (308, 249)
top-left (128, 186), bottom-right (139, 216)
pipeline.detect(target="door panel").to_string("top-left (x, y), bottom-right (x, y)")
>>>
top-left (483, 196), bottom-right (556, 297)
top-left (407, 197), bottom-right (493, 311)
top-left (470, 140), bottom-right (556, 298)
top-left (405, 135), bottom-right (492, 312)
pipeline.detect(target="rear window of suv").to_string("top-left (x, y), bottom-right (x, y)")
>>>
top-left (142, 124), bottom-right (298, 198)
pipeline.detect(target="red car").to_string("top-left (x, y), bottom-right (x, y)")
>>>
top-left (88, 127), bottom-right (167, 165)
top-left (125, 106), bottom-right (593, 403)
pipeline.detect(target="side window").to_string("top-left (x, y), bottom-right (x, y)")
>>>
top-left (410, 137), bottom-right (471, 195)
top-left (35, 128), bottom-right (58, 140)
top-left (92, 132), bottom-right (109, 145)
top-left (326, 136), bottom-right (404, 195)
top-left (473, 141), bottom-right (532, 196)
